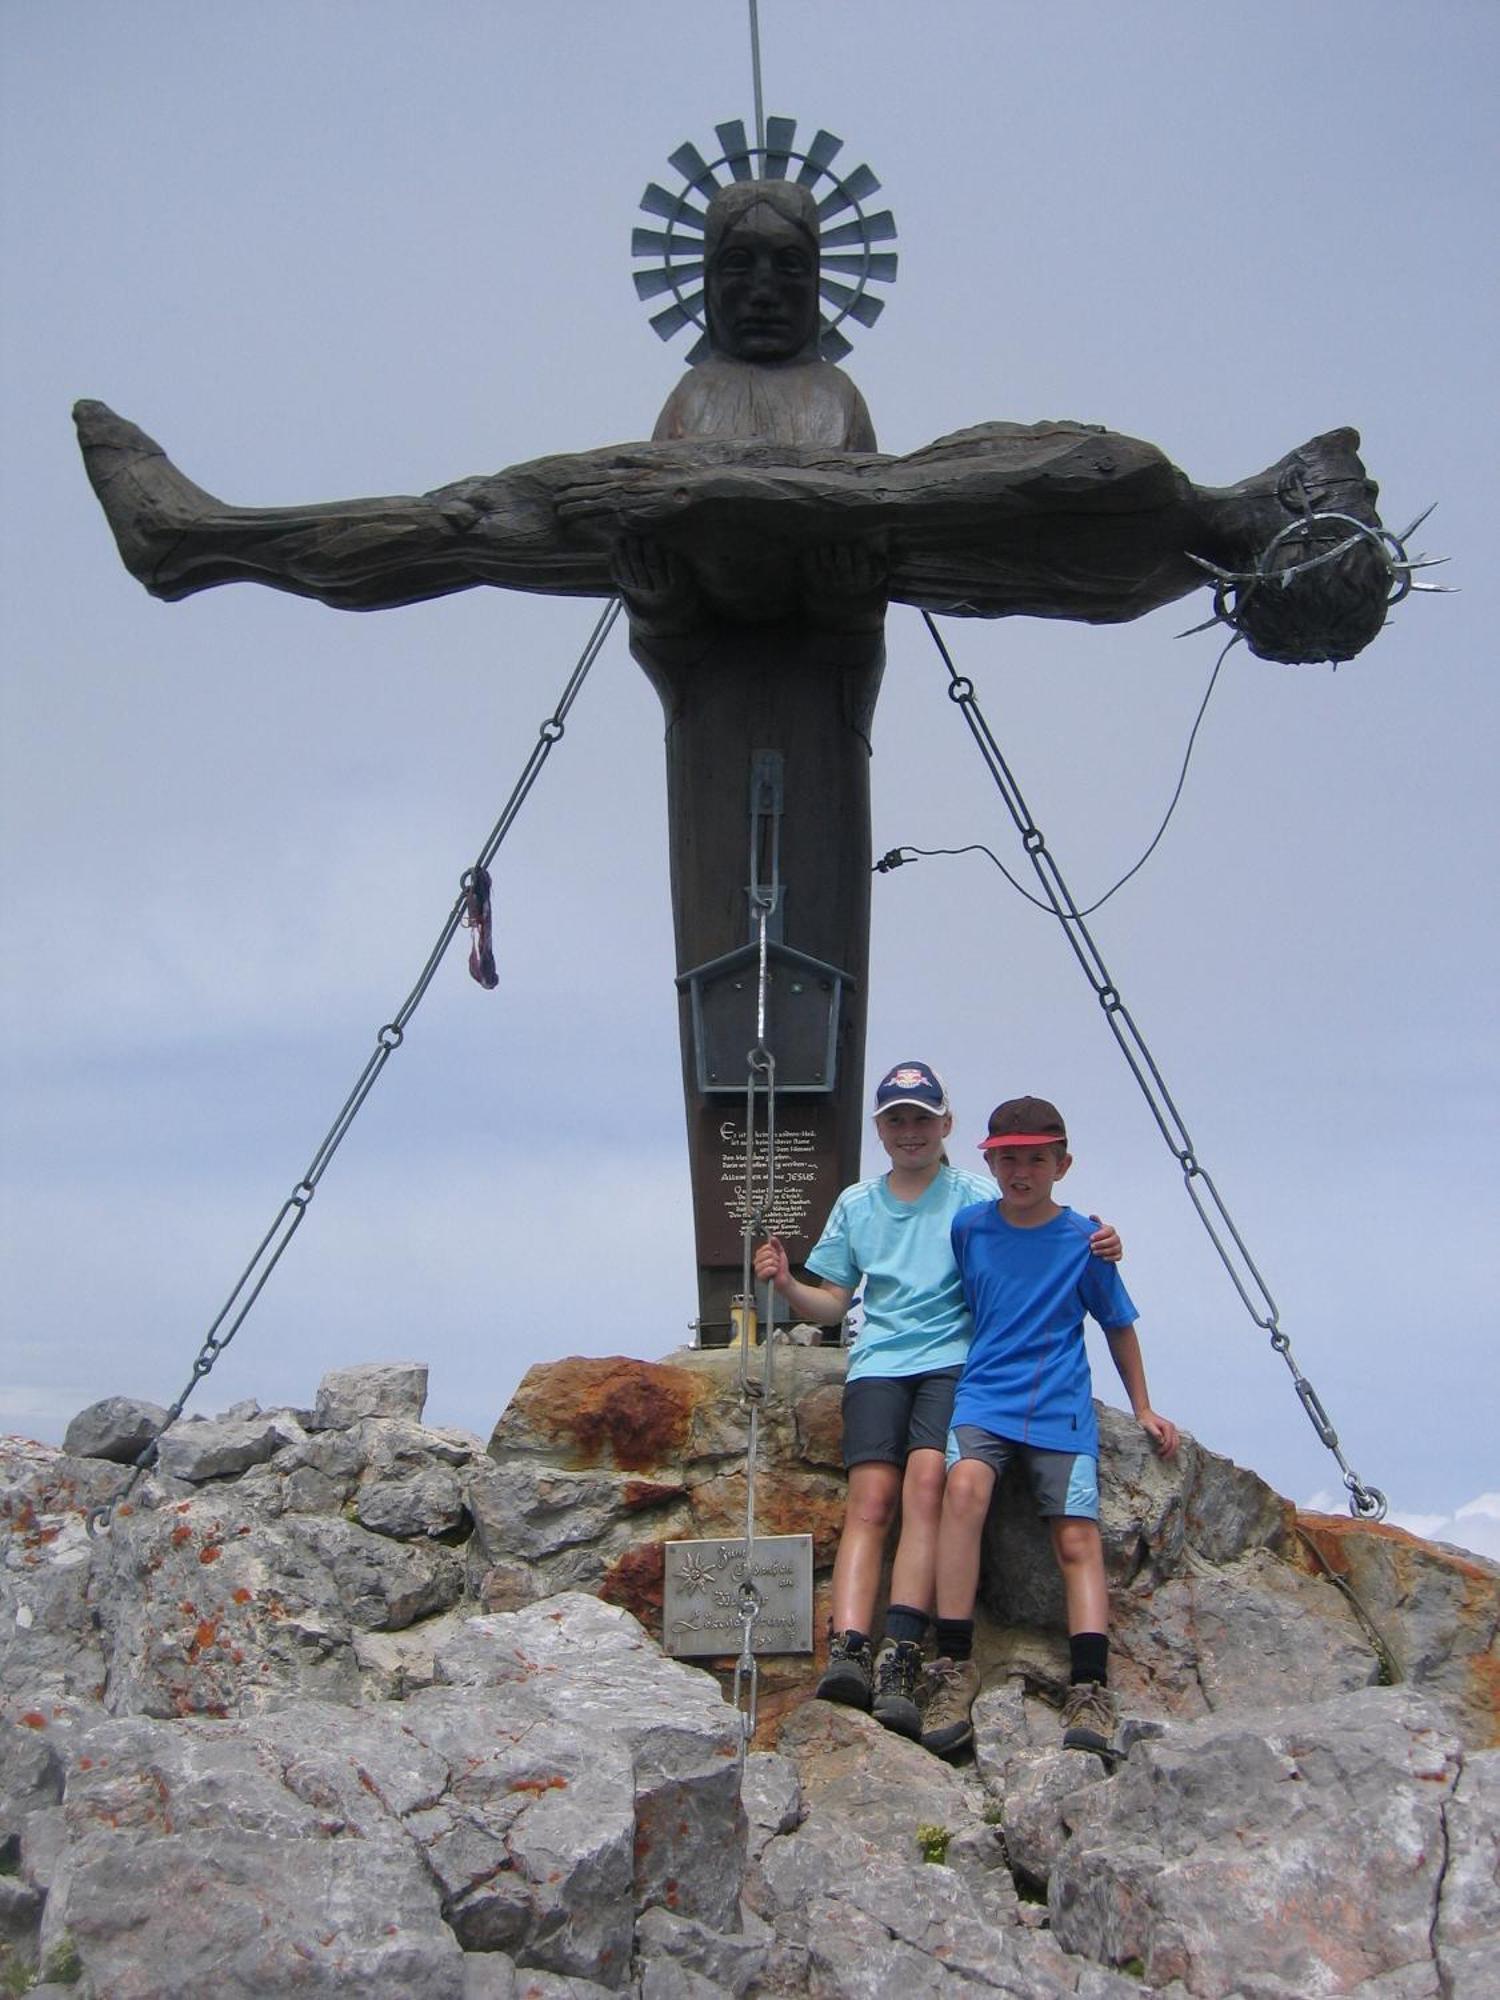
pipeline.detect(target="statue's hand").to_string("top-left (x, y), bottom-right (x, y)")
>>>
top-left (799, 538), bottom-right (888, 632)
top-left (610, 533), bottom-right (700, 633)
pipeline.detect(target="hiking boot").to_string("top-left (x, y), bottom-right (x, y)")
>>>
top-left (871, 1638), bottom-right (925, 1739)
top-left (816, 1630), bottom-right (873, 1710)
top-left (920, 1656), bottom-right (981, 1758)
top-left (1061, 1680), bottom-right (1118, 1756)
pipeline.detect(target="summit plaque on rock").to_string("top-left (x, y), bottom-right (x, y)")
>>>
top-left (663, 1532), bottom-right (814, 1657)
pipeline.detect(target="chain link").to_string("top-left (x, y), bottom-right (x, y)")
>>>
top-left (922, 610), bottom-right (1387, 1521)
top-left (87, 599), bottom-right (621, 1535)
top-left (728, 754), bottom-right (787, 1745)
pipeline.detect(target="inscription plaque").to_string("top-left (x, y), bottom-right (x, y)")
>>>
top-left (691, 1109), bottom-right (843, 1269)
top-left (662, 1532), bottom-right (814, 1657)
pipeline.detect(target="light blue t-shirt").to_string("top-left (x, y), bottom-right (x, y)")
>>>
top-left (807, 1164), bottom-right (996, 1382)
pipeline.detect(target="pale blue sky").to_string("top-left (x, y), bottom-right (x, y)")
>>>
top-left (2, 2), bottom-right (1496, 1551)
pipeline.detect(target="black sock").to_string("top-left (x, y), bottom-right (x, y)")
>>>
top-left (883, 1604), bottom-right (928, 1646)
top-left (835, 1628), bottom-right (870, 1652)
top-left (935, 1618), bottom-right (974, 1663)
top-left (1070, 1631), bottom-right (1109, 1686)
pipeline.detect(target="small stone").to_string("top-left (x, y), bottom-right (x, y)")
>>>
top-left (61, 1396), bottom-right (168, 1465)
top-left (313, 1362), bottom-right (429, 1428)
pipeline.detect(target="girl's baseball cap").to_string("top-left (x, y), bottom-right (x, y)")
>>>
top-left (872, 1061), bottom-right (949, 1116)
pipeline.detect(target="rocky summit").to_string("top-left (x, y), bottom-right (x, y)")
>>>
top-left (2, 1350), bottom-right (1497, 1998)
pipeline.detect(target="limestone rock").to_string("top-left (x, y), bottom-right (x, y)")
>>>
top-left (436, 1594), bottom-right (747, 1934)
top-left (1294, 1511), bottom-right (1500, 1748)
top-left (1049, 1687), bottom-right (1464, 1993)
top-left (154, 1411), bottom-right (304, 1483)
top-left (1437, 1748), bottom-right (1500, 1996)
top-left (3, 1354), bottom-right (1499, 1997)
top-left (313, 1361), bottom-right (429, 1428)
top-left (60, 1396), bottom-right (168, 1464)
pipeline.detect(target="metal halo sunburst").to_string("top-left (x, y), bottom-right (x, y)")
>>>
top-left (632, 116), bottom-right (898, 364)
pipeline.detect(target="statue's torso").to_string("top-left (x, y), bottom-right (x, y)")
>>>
top-left (652, 356), bottom-right (876, 453)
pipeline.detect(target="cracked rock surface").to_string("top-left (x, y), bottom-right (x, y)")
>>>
top-left (2, 1353), bottom-right (1497, 1994)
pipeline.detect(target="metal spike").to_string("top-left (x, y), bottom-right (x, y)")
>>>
top-left (668, 141), bottom-right (723, 196)
top-left (818, 321), bottom-right (853, 362)
top-left (820, 210), bottom-right (897, 249)
top-left (1395, 502), bottom-right (1437, 541)
top-left (640, 184), bottom-right (707, 232)
top-left (764, 115), bottom-right (796, 179)
top-left (1184, 551), bottom-right (1238, 584)
top-left (685, 330), bottom-right (713, 364)
top-left (716, 120), bottom-right (755, 181)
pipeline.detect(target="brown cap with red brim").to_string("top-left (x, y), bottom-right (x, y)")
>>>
top-left (978, 1095), bottom-right (1067, 1151)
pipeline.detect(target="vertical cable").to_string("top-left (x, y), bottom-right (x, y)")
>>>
top-left (747, 0), bottom-right (766, 156)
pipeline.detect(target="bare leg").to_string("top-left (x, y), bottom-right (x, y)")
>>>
top-left (1050, 1516), bottom-right (1109, 1635)
top-left (887, 1447), bottom-right (947, 1616)
top-left (830, 1462), bottom-right (902, 1635)
top-left (72, 400), bottom-right (636, 610)
top-left (934, 1458), bottom-right (996, 1621)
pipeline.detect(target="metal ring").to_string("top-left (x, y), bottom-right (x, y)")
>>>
top-left (1348, 1482), bottom-right (1388, 1521)
top-left (946, 676), bottom-right (975, 704)
top-left (1268, 1329), bottom-right (1292, 1355)
top-left (1022, 829), bottom-right (1045, 855)
top-left (538, 719), bottom-right (565, 743)
top-left (378, 1024), bottom-right (404, 1051)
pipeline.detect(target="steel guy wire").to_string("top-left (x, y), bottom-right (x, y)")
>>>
top-left (87, 598), bottom-right (621, 1534)
top-left (918, 608), bottom-right (1387, 1521)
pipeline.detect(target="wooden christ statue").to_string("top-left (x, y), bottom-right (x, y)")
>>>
top-left (74, 174), bottom-right (1391, 1338)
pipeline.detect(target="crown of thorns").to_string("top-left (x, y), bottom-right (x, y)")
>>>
top-left (1184, 505), bottom-right (1449, 665)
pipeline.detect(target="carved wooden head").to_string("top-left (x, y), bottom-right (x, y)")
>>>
top-left (703, 181), bottom-right (821, 364)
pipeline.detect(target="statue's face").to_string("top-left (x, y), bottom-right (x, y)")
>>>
top-left (707, 205), bottom-right (819, 362)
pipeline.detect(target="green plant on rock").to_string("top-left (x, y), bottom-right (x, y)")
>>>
top-left (41, 1934), bottom-right (83, 1985)
top-left (0, 1943), bottom-right (40, 1999)
top-left (914, 1821), bottom-right (952, 1865)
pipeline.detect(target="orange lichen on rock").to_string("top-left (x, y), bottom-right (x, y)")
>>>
top-left (496, 1357), bottom-right (712, 1472)
top-left (1295, 1509), bottom-right (1500, 1747)
top-left (600, 1541), bottom-right (666, 1622)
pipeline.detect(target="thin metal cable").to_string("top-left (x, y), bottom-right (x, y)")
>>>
top-left (876, 635), bottom-right (1234, 915)
top-left (87, 598), bottom-right (622, 1533)
top-left (919, 608), bottom-right (1387, 1522)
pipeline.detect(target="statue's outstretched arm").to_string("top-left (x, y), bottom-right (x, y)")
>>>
top-left (555, 418), bottom-right (1389, 654)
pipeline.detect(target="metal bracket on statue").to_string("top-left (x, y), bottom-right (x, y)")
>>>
top-left (678, 941), bottom-right (852, 1094)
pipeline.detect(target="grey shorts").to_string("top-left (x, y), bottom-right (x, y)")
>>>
top-left (841, 1367), bottom-right (962, 1470)
top-left (945, 1425), bottom-right (1100, 1520)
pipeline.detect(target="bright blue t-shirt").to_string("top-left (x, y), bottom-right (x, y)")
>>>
top-left (807, 1164), bottom-right (995, 1382)
top-left (949, 1201), bottom-right (1138, 1456)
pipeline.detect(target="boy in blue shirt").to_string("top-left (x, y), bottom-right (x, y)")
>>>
top-left (923, 1096), bottom-right (1178, 1759)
